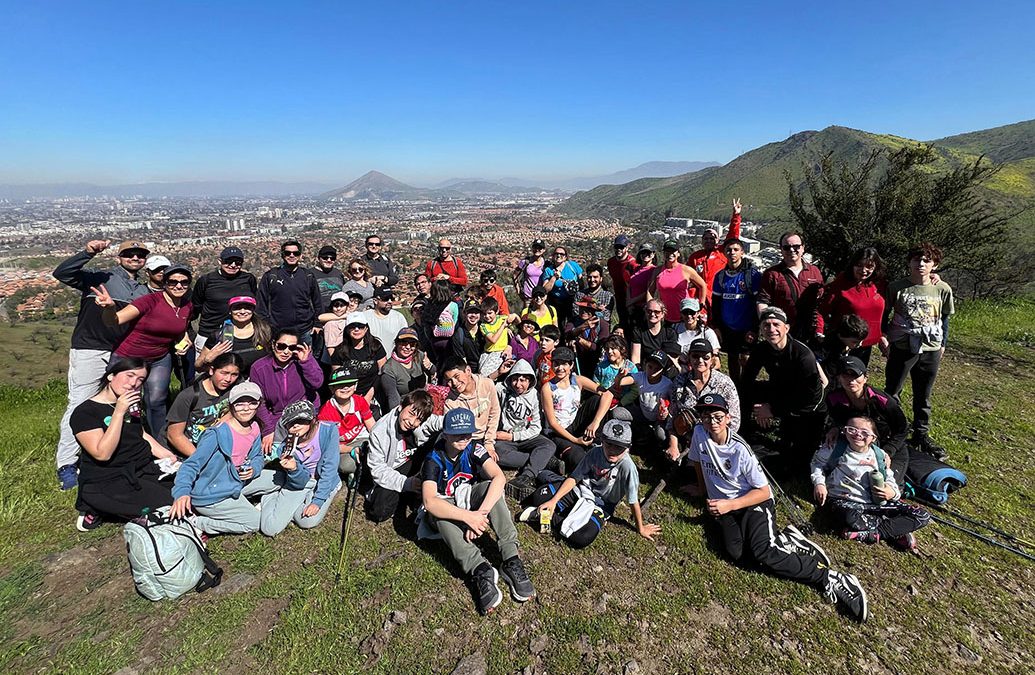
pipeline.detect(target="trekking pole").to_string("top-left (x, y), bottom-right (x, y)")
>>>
top-left (334, 449), bottom-right (365, 585)
top-left (917, 501), bottom-right (1035, 549)
top-left (756, 461), bottom-right (813, 534)
top-left (928, 512), bottom-right (1035, 563)
top-left (640, 449), bottom-right (689, 514)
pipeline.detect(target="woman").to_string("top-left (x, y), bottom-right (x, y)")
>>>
top-left (92, 263), bottom-right (194, 439)
top-left (648, 240), bottom-right (708, 324)
top-left (70, 358), bottom-right (177, 530)
top-left (509, 317), bottom-right (540, 365)
top-left (513, 239), bottom-right (548, 308)
top-left (669, 338), bottom-right (741, 456)
top-left (519, 286), bottom-right (557, 329)
top-left (329, 312), bottom-right (387, 405)
top-left (195, 295), bottom-right (270, 377)
top-left (819, 247), bottom-right (886, 365)
top-left (250, 328), bottom-right (324, 453)
top-left (378, 327), bottom-right (436, 411)
top-left (544, 246), bottom-right (583, 329)
top-left (626, 243), bottom-right (657, 331)
top-left (316, 291), bottom-right (350, 360)
top-left (541, 347), bottom-right (610, 471)
top-left (450, 301), bottom-right (485, 369)
top-left (424, 279), bottom-right (460, 365)
top-left (674, 297), bottom-right (721, 367)
top-left (166, 352), bottom-right (243, 457)
top-left (342, 258), bottom-right (374, 310)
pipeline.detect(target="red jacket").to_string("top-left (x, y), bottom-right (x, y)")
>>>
top-left (606, 254), bottom-right (639, 300)
top-left (817, 274), bottom-right (885, 346)
top-left (425, 257), bottom-right (468, 288)
top-left (758, 261), bottom-right (825, 339)
top-left (688, 211), bottom-right (742, 304)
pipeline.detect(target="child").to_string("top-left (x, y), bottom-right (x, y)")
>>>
top-left (810, 415), bottom-right (930, 550)
top-left (317, 367), bottom-right (375, 479)
top-left (521, 417), bottom-right (659, 548)
top-left (317, 291), bottom-right (351, 358)
top-left (567, 299), bottom-right (608, 376)
top-left (479, 269), bottom-right (510, 316)
top-left (533, 324), bottom-right (562, 385)
top-left (421, 408), bottom-right (535, 615)
top-left (478, 296), bottom-right (515, 376)
top-left (593, 335), bottom-right (638, 391)
top-left (365, 390), bottom-right (436, 522)
top-left (688, 393), bottom-right (868, 622)
top-left (607, 350), bottom-right (674, 447)
top-left (494, 359), bottom-right (556, 497)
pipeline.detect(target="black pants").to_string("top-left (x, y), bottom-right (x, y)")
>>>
top-left (884, 346), bottom-right (942, 436)
top-left (76, 466), bottom-right (173, 521)
top-left (495, 435), bottom-right (556, 479)
top-left (828, 498), bottom-right (931, 540)
top-left (365, 458), bottom-right (421, 523)
top-left (717, 499), bottom-right (827, 587)
top-left (549, 393), bottom-right (602, 471)
top-left (529, 479), bottom-right (605, 549)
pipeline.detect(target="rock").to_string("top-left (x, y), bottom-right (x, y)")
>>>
top-left (576, 634), bottom-right (592, 655)
top-left (529, 634), bottom-right (549, 654)
top-left (211, 573), bottom-right (257, 595)
top-left (593, 592), bottom-right (610, 613)
top-left (390, 610), bottom-right (408, 624)
top-left (451, 651), bottom-right (488, 675)
top-left (434, 628), bottom-right (445, 637)
top-left (907, 584), bottom-right (919, 596)
top-left (623, 659), bottom-right (639, 674)
top-left (592, 565), bottom-right (603, 573)
top-left (656, 545), bottom-right (668, 556)
top-left (957, 644), bottom-right (981, 664)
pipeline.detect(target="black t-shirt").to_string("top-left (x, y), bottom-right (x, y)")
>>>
top-left (421, 442), bottom-right (490, 497)
top-left (204, 331), bottom-right (265, 378)
top-left (69, 399), bottom-right (154, 486)
top-left (166, 382), bottom-right (230, 445)
top-left (311, 267), bottom-right (346, 308)
top-left (330, 338), bottom-right (387, 394)
top-left (631, 324), bottom-right (681, 358)
top-left (191, 269), bottom-right (258, 337)
top-left (744, 338), bottom-right (826, 415)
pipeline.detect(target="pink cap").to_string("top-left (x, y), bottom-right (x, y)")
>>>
top-left (228, 295), bottom-right (256, 307)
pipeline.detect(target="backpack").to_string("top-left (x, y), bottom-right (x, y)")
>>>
top-left (824, 437), bottom-right (888, 481)
top-left (903, 450), bottom-right (967, 504)
top-left (124, 509), bottom-right (223, 601)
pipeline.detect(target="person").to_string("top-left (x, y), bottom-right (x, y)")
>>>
top-left (540, 347), bottom-right (611, 471)
top-left (70, 358), bottom-right (177, 531)
top-left (494, 359), bottom-right (556, 496)
top-left (818, 247), bottom-right (886, 366)
top-left (741, 307), bottom-right (826, 474)
top-left (364, 287), bottom-right (408, 353)
top-left (519, 285), bottom-right (558, 329)
top-left (513, 238), bottom-right (549, 308)
top-left (413, 272), bottom-right (433, 305)
top-left (606, 234), bottom-right (640, 331)
top-left (522, 417), bottom-right (659, 548)
top-left (261, 401), bottom-right (342, 535)
top-left (687, 393), bottom-right (868, 622)
top-left (257, 240), bottom-right (322, 339)
top-left (882, 242), bottom-right (954, 460)
top-left (478, 269), bottom-right (510, 316)
top-left (310, 245), bottom-right (346, 360)
top-left (362, 234), bottom-right (400, 288)
top-left (378, 327), bottom-right (436, 412)
top-left (195, 295), bottom-right (270, 377)
top-left (648, 239), bottom-right (708, 324)
top-left (566, 298), bottom-right (609, 377)
top-left (629, 300), bottom-right (680, 368)
top-left (667, 338), bottom-right (741, 460)
top-left (687, 199), bottom-right (743, 306)
top-left (826, 355), bottom-right (910, 479)
top-left (425, 238), bottom-right (468, 290)
top-left (509, 317), bottom-right (540, 365)
top-left (757, 232), bottom-right (825, 343)
top-left (436, 359), bottom-right (502, 458)
top-left (341, 257), bottom-right (375, 310)
top-left (316, 291), bottom-right (351, 360)
top-left (166, 352), bottom-right (243, 457)
top-left (605, 350), bottom-right (674, 449)
top-left (91, 263), bottom-right (194, 440)
top-left (674, 297), bottom-right (720, 364)
top-left (573, 264), bottom-right (615, 331)
top-left (169, 381), bottom-right (282, 536)
top-left (250, 328), bottom-right (324, 452)
top-left (365, 390), bottom-right (436, 523)
top-left (625, 243), bottom-right (657, 332)
top-left (542, 245), bottom-right (582, 329)
top-left (420, 408), bottom-right (535, 615)
top-left (143, 255), bottom-right (170, 292)
top-left (318, 367), bottom-right (376, 477)
top-left (815, 314), bottom-right (870, 383)
top-left (533, 324), bottom-right (561, 386)
top-left (593, 335), bottom-right (638, 394)
top-left (711, 238), bottom-right (761, 384)
top-left (425, 279), bottom-right (461, 364)
top-left (478, 296), bottom-right (516, 376)
top-left (329, 312), bottom-right (387, 406)
top-left (190, 246), bottom-right (258, 357)
top-left (452, 301), bottom-right (486, 370)
top-left (53, 238), bottom-right (149, 489)
top-left (811, 415), bottom-right (930, 551)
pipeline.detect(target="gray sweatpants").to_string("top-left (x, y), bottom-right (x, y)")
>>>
top-left (259, 476), bottom-right (342, 537)
top-left (191, 469), bottom-right (284, 535)
top-left (56, 349), bottom-right (111, 469)
top-left (494, 435), bottom-right (555, 479)
top-left (426, 481), bottom-right (519, 575)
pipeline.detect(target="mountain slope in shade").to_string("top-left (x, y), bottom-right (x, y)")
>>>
top-left (320, 170), bottom-right (438, 201)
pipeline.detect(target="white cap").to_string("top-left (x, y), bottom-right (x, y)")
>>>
top-left (330, 291), bottom-right (350, 304)
top-left (144, 255), bottom-right (172, 271)
top-left (345, 311), bottom-right (368, 327)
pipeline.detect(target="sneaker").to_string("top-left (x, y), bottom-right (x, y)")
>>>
top-left (913, 434), bottom-right (948, 461)
top-left (892, 532), bottom-right (918, 552)
top-left (471, 562), bottom-right (503, 615)
top-left (783, 525), bottom-right (831, 567)
top-left (505, 474), bottom-right (537, 502)
top-left (844, 530), bottom-right (881, 545)
top-left (76, 512), bottom-right (103, 532)
top-left (57, 464), bottom-right (78, 491)
top-left (500, 556), bottom-right (536, 602)
top-left (545, 456), bottom-right (566, 475)
top-left (517, 506), bottom-right (539, 523)
top-left (824, 570), bottom-right (868, 622)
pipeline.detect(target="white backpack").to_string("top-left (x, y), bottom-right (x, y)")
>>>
top-left (123, 509), bottom-right (223, 601)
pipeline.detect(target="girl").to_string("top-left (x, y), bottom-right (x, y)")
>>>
top-left (195, 295), bottom-right (270, 377)
top-left (593, 335), bottom-right (638, 392)
top-left (626, 243), bottom-right (657, 332)
top-left (541, 347), bottom-right (610, 471)
top-left (520, 286), bottom-right (558, 329)
top-left (425, 279), bottom-right (461, 365)
top-left (166, 352), bottom-right (243, 457)
top-left (818, 247), bottom-right (886, 366)
top-left (316, 291), bottom-right (351, 359)
top-left (328, 312), bottom-right (387, 405)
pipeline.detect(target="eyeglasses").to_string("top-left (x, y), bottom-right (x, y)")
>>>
top-left (319, 255), bottom-right (336, 261)
top-left (120, 252), bottom-right (147, 260)
top-left (149, 267), bottom-right (168, 275)
top-left (844, 426), bottom-right (875, 440)
top-left (282, 250), bottom-right (301, 258)
top-left (274, 342), bottom-right (300, 352)
top-left (349, 267), bottom-right (363, 273)
top-left (700, 412), bottom-right (726, 424)
top-left (554, 251), bottom-right (566, 257)
top-left (232, 400), bottom-right (260, 409)
top-left (222, 259), bottom-right (243, 267)
top-left (165, 279), bottom-right (190, 288)
top-left (780, 244), bottom-right (802, 252)
top-left (366, 241), bottom-right (382, 247)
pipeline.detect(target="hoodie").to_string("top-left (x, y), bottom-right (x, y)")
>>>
top-left (367, 406), bottom-right (438, 492)
top-left (495, 359), bottom-right (543, 441)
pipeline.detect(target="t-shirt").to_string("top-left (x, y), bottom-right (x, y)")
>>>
top-left (570, 446), bottom-right (640, 511)
top-left (117, 292), bottom-right (192, 361)
top-left (627, 265), bottom-right (656, 306)
top-left (606, 255), bottom-right (640, 300)
top-left (543, 260), bottom-right (583, 301)
top-left (166, 383), bottom-right (230, 445)
top-left (629, 372), bottom-right (673, 422)
top-left (520, 305), bottom-right (557, 329)
top-left (549, 375), bottom-right (581, 429)
top-left (318, 396), bottom-right (373, 445)
top-left (593, 359), bottom-right (638, 390)
top-left (311, 267), bottom-right (346, 308)
top-left (688, 425), bottom-right (767, 501)
top-left (631, 324), bottom-right (681, 359)
top-left (480, 315), bottom-right (510, 352)
top-left (342, 280), bottom-right (374, 310)
top-left (330, 339), bottom-right (387, 395)
top-left (230, 423), bottom-right (260, 467)
top-left (534, 350), bottom-right (555, 385)
top-left (69, 399), bottom-right (154, 486)
top-left (288, 433), bottom-right (324, 474)
top-left (204, 331), bottom-right (265, 377)
top-left (421, 442), bottom-right (490, 497)
top-left (517, 259), bottom-right (546, 298)
top-left (675, 323), bottom-right (721, 354)
top-left (364, 309), bottom-right (408, 355)
top-left (886, 279), bottom-right (955, 353)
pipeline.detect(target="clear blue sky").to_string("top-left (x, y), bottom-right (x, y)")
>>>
top-left (1, 1), bottom-right (1032, 185)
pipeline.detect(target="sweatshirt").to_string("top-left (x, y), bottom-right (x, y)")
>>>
top-left (256, 264), bottom-right (322, 333)
top-left (421, 373), bottom-right (502, 452)
top-left (272, 421), bottom-right (342, 507)
top-left (366, 406), bottom-right (437, 492)
top-left (249, 355), bottom-right (325, 434)
top-left (53, 251), bottom-right (149, 350)
top-left (495, 359), bottom-right (543, 441)
top-left (190, 268), bottom-right (258, 338)
top-left (810, 438), bottom-right (900, 504)
top-left (171, 423), bottom-right (273, 507)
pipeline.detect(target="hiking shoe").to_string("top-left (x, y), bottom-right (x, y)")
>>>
top-left (824, 571), bottom-right (868, 622)
top-left (505, 474), bottom-right (537, 502)
top-left (913, 434), bottom-right (948, 461)
top-left (892, 532), bottom-right (918, 552)
top-left (76, 512), bottom-right (103, 532)
top-left (783, 524), bottom-right (831, 567)
top-left (500, 556), bottom-right (536, 602)
top-left (471, 562), bottom-right (503, 615)
top-left (844, 530), bottom-right (881, 545)
top-left (57, 464), bottom-right (78, 491)
top-left (545, 456), bottom-right (566, 475)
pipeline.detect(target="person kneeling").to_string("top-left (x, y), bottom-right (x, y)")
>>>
top-left (688, 393), bottom-right (869, 622)
top-left (421, 409), bottom-right (535, 615)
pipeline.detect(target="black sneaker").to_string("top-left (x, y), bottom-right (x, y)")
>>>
top-left (471, 562), bottom-right (503, 615)
top-left (500, 556), bottom-right (536, 602)
top-left (913, 434), bottom-right (948, 461)
top-left (505, 474), bottom-right (537, 502)
top-left (783, 524), bottom-right (831, 567)
top-left (545, 456), bottom-right (566, 475)
top-left (824, 571), bottom-right (868, 622)
top-left (76, 512), bottom-right (103, 532)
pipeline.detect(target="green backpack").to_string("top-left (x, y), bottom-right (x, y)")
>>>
top-left (123, 509), bottom-right (223, 601)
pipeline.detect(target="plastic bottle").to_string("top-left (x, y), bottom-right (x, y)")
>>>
top-left (222, 318), bottom-right (235, 343)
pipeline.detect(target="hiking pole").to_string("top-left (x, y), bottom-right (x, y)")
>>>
top-left (335, 449), bottom-right (365, 585)
top-left (756, 461), bottom-right (813, 534)
top-left (640, 449), bottom-right (689, 514)
top-left (928, 512), bottom-right (1035, 563)
top-left (916, 501), bottom-right (1035, 549)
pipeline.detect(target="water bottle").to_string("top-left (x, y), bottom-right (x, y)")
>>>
top-left (870, 470), bottom-right (887, 505)
top-left (222, 318), bottom-right (235, 343)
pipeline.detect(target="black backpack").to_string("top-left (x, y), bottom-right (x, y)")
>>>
top-left (904, 450), bottom-right (967, 504)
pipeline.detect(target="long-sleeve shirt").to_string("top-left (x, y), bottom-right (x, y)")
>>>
top-left (826, 385), bottom-right (909, 463)
top-left (419, 375), bottom-right (502, 453)
top-left (363, 253), bottom-right (400, 287)
top-left (810, 440), bottom-right (901, 503)
top-left (424, 257), bottom-right (468, 288)
top-left (742, 338), bottom-right (825, 415)
top-left (256, 265), bottom-right (322, 333)
top-left (248, 355), bottom-right (324, 434)
top-left (688, 210), bottom-right (742, 302)
top-left (816, 274), bottom-right (885, 346)
top-left (757, 261), bottom-right (825, 339)
top-left (190, 268), bottom-right (258, 338)
top-left (53, 251), bottom-right (148, 350)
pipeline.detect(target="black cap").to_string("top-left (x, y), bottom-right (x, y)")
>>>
top-left (646, 349), bottom-right (668, 365)
top-left (463, 302), bottom-right (482, 314)
top-left (329, 367), bottom-right (359, 387)
top-left (531, 285), bottom-right (548, 297)
top-left (532, 238), bottom-right (546, 249)
top-left (552, 346), bottom-right (576, 364)
top-left (220, 246), bottom-right (244, 261)
top-left (163, 263), bottom-right (192, 279)
top-left (318, 245), bottom-right (337, 258)
top-left (836, 355), bottom-right (867, 377)
top-left (372, 286), bottom-right (395, 300)
top-left (688, 338), bottom-right (713, 354)
top-left (695, 393), bottom-right (729, 413)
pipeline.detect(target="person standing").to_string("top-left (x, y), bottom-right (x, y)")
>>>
top-left (362, 234), bottom-right (400, 288)
top-left (817, 247), bottom-right (886, 366)
top-left (648, 240), bottom-right (708, 325)
top-left (513, 239), bottom-right (549, 308)
top-left (711, 238), bottom-right (761, 384)
top-left (310, 245), bottom-right (346, 362)
top-left (413, 272), bottom-right (433, 305)
top-left (143, 255), bottom-right (170, 292)
top-left (424, 238), bottom-right (468, 290)
top-left (573, 264), bottom-right (616, 331)
top-left (543, 245), bottom-right (583, 329)
top-left (606, 234), bottom-right (640, 331)
top-left (625, 243), bottom-right (657, 332)
top-left (257, 240), bottom-right (322, 341)
top-left (52, 239), bottom-right (150, 489)
top-left (687, 199), bottom-right (743, 308)
top-left (757, 232), bottom-right (825, 344)
top-left (190, 246), bottom-right (258, 355)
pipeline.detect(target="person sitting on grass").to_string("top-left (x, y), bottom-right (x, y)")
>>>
top-left (686, 393), bottom-right (869, 623)
top-left (810, 415), bottom-right (930, 551)
top-left (540, 346), bottom-right (611, 472)
top-left (421, 408), bottom-right (536, 616)
top-left (365, 390), bottom-right (436, 523)
top-left (520, 417), bottom-right (660, 548)
top-left (317, 367), bottom-right (376, 480)
top-left (603, 349), bottom-right (674, 451)
top-left (494, 358), bottom-right (557, 498)
top-left (166, 352), bottom-right (242, 457)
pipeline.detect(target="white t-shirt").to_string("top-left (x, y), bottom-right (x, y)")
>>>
top-left (363, 309), bottom-right (408, 355)
top-left (630, 372), bottom-right (673, 422)
top-left (675, 324), bottom-right (721, 354)
top-left (687, 425), bottom-right (767, 501)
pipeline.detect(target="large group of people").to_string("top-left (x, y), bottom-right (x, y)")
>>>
top-left (52, 201), bottom-right (957, 620)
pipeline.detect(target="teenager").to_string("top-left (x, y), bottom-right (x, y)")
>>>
top-left (328, 312), bottom-right (388, 405)
top-left (365, 391), bottom-right (436, 522)
top-left (434, 359), bottom-right (502, 458)
top-left (540, 347), bottom-right (611, 471)
top-left (166, 353), bottom-right (243, 457)
top-left (520, 286), bottom-right (558, 330)
top-left (478, 269), bottom-right (510, 316)
top-left (196, 295), bottom-right (270, 377)
top-left (494, 359), bottom-right (556, 496)
top-left (711, 238), bottom-right (761, 384)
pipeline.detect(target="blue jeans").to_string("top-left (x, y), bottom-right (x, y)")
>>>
top-left (111, 352), bottom-right (173, 442)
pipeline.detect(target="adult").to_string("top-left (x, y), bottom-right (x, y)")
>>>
top-left (509, 317), bottom-right (540, 365)
top-left (53, 238), bottom-right (149, 489)
top-left (257, 240), bottom-right (322, 340)
top-left (711, 238), bottom-right (761, 384)
top-left (882, 243), bottom-right (954, 460)
top-left (674, 298), bottom-right (720, 366)
top-left (365, 390), bottom-right (436, 523)
top-left (424, 279), bottom-right (461, 365)
top-left (413, 272), bottom-right (433, 305)
top-left (364, 287), bottom-right (408, 353)
top-left (451, 301), bottom-right (486, 370)
top-left (424, 238), bottom-right (468, 290)
top-left (519, 286), bottom-right (558, 330)
top-left (311, 244), bottom-right (346, 318)
top-left (92, 263), bottom-right (194, 440)
top-left (70, 358), bottom-right (176, 530)
top-left (166, 352), bottom-right (243, 457)
top-left (250, 328), bottom-right (324, 452)
top-left (342, 258), bottom-right (375, 310)
top-left (573, 264), bottom-right (615, 330)
top-left (513, 238), bottom-right (549, 308)
top-left (378, 327), bottom-right (436, 411)
top-left (687, 199), bottom-right (743, 305)
top-left (191, 245), bottom-right (257, 356)
top-left (606, 234), bottom-right (640, 331)
top-left (143, 255), bottom-right (170, 292)
top-left (757, 232), bottom-right (825, 343)
top-left (362, 234), bottom-right (400, 288)
top-left (629, 299), bottom-right (681, 367)
top-left (648, 240), bottom-right (708, 324)
top-left (668, 338), bottom-right (742, 459)
top-left (818, 247), bottom-right (886, 366)
top-left (195, 295), bottom-right (270, 377)
top-left (328, 312), bottom-right (387, 405)
top-left (540, 347), bottom-right (610, 471)
top-left (566, 298), bottom-right (609, 377)
top-left (626, 243), bottom-right (657, 332)
top-left (542, 244), bottom-right (583, 329)
top-left (479, 269), bottom-right (510, 316)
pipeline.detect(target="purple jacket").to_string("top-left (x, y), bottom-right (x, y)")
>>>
top-left (509, 334), bottom-right (540, 365)
top-left (249, 355), bottom-right (324, 434)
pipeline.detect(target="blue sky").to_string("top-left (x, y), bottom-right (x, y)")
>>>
top-left (1, 1), bottom-right (1032, 185)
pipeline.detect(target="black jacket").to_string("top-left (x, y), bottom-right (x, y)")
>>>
top-left (256, 265), bottom-right (322, 333)
top-left (191, 269), bottom-right (257, 337)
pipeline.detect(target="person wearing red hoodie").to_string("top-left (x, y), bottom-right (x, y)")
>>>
top-left (817, 247), bottom-right (886, 366)
top-left (687, 198), bottom-right (743, 311)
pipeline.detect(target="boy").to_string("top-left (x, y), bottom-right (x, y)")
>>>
top-left (422, 408), bottom-right (535, 615)
top-left (478, 296), bottom-right (515, 376)
top-left (521, 418), bottom-right (660, 548)
top-left (317, 367), bottom-right (375, 477)
top-left (688, 393), bottom-right (868, 622)
top-left (607, 349), bottom-right (674, 448)
top-left (365, 390), bottom-right (436, 522)
top-left (495, 359), bottom-right (556, 498)
top-left (534, 324), bottom-right (562, 384)
top-left (566, 299), bottom-right (608, 376)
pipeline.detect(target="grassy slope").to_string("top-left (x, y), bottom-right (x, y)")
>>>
top-left (0, 301), bottom-right (1032, 674)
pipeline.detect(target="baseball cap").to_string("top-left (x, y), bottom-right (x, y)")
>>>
top-left (531, 285), bottom-right (548, 298)
top-left (318, 245), bottom-right (337, 258)
top-left (281, 400), bottom-right (315, 426)
top-left (345, 311), bottom-right (368, 327)
top-left (687, 338), bottom-right (713, 354)
top-left (613, 234), bottom-right (631, 247)
top-left (695, 393), bottom-right (729, 413)
top-left (395, 327), bottom-right (420, 343)
top-left (463, 302), bottom-right (482, 314)
top-left (328, 367), bottom-right (359, 387)
top-left (228, 295), bottom-right (256, 307)
top-left (228, 381), bottom-right (262, 404)
top-left (518, 316), bottom-right (539, 329)
top-left (330, 291), bottom-right (350, 305)
top-left (220, 246), bottom-right (244, 261)
top-left (759, 307), bottom-right (789, 325)
top-left (442, 408), bottom-right (477, 436)
top-left (837, 355), bottom-right (868, 377)
top-left (552, 346), bottom-right (576, 364)
top-left (680, 297), bottom-right (701, 313)
top-left (372, 286), bottom-right (395, 300)
top-left (638, 242), bottom-right (656, 253)
top-left (646, 350), bottom-right (668, 366)
top-left (163, 263), bottom-right (192, 279)
top-left (118, 240), bottom-right (150, 256)
top-left (663, 239), bottom-right (680, 251)
top-left (702, 228), bottom-right (719, 238)
top-left (532, 238), bottom-right (546, 249)
top-left (144, 255), bottom-right (171, 272)
top-left (601, 418), bottom-right (633, 448)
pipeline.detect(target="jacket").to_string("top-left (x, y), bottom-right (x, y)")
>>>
top-left (53, 251), bottom-right (148, 350)
top-left (363, 253), bottom-right (400, 287)
top-left (757, 261), bottom-right (825, 340)
top-left (171, 423), bottom-right (268, 507)
top-left (495, 359), bottom-right (543, 441)
top-left (256, 264), bottom-right (322, 333)
top-left (826, 385), bottom-right (909, 462)
top-left (817, 273), bottom-right (885, 346)
top-left (249, 355), bottom-right (324, 434)
top-left (367, 407), bottom-right (431, 492)
top-left (273, 421), bottom-right (341, 507)
top-left (687, 210), bottom-right (742, 299)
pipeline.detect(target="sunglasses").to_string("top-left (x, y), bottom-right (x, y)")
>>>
top-left (282, 250), bottom-right (301, 257)
top-left (396, 340), bottom-right (418, 348)
top-left (349, 267), bottom-right (364, 273)
top-left (438, 246), bottom-right (452, 251)
top-left (647, 309), bottom-right (665, 315)
top-left (689, 353), bottom-right (711, 361)
top-left (222, 259), bottom-right (243, 267)
top-left (120, 252), bottom-right (148, 260)
top-left (554, 251), bottom-right (567, 256)
top-left (149, 267), bottom-right (168, 275)
top-left (781, 244), bottom-right (803, 252)
top-left (348, 324), bottom-right (367, 330)
top-left (165, 279), bottom-right (190, 288)
top-left (230, 305), bottom-right (254, 312)
top-left (319, 255), bottom-right (336, 261)
top-left (274, 342), bottom-right (301, 352)
top-left (366, 241), bottom-right (382, 246)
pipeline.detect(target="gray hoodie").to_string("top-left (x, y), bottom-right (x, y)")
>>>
top-left (367, 406), bottom-right (437, 492)
top-left (495, 359), bottom-right (543, 441)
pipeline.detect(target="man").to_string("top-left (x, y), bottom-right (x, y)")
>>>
top-left (688, 199), bottom-right (743, 306)
top-left (711, 238), bottom-right (761, 384)
top-left (757, 232), bottom-right (825, 343)
top-left (413, 272), bottom-right (432, 304)
top-left (606, 234), bottom-right (639, 331)
top-left (363, 287), bottom-right (408, 352)
top-left (573, 264), bottom-right (615, 331)
top-left (257, 240), bottom-right (322, 338)
top-left (424, 238), bottom-right (468, 290)
top-left (52, 239), bottom-right (150, 489)
top-left (362, 234), bottom-right (400, 288)
top-left (741, 307), bottom-right (826, 473)
top-left (310, 245), bottom-right (345, 361)
top-left (191, 245), bottom-right (258, 352)
top-left (143, 255), bottom-right (170, 291)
